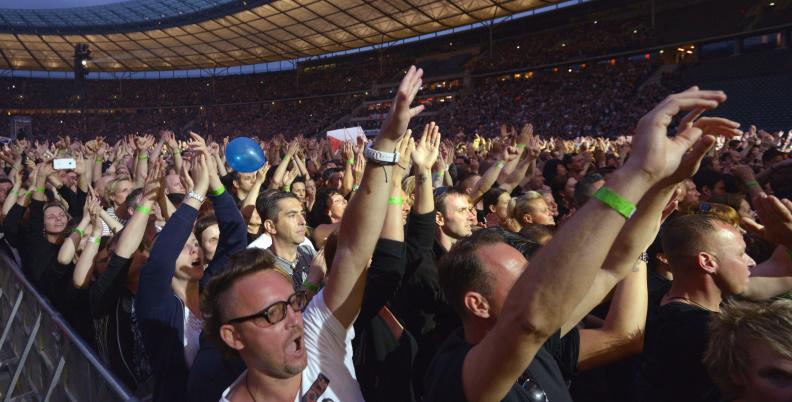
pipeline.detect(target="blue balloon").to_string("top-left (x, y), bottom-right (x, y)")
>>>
top-left (225, 137), bottom-right (267, 173)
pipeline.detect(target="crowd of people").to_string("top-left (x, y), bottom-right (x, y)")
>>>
top-left (1, 65), bottom-right (791, 402)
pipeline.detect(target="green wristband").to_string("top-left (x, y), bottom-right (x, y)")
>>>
top-left (516, 143), bottom-right (526, 149)
top-left (72, 227), bottom-right (85, 236)
top-left (347, 159), bottom-right (354, 166)
top-left (303, 281), bottom-right (319, 293)
top-left (34, 187), bottom-right (46, 193)
top-left (745, 179), bottom-right (760, 189)
top-left (388, 196), bottom-right (403, 206)
top-left (135, 205), bottom-right (151, 214)
top-left (9, 188), bottom-right (17, 195)
top-left (209, 186), bottom-right (225, 196)
top-left (283, 185), bottom-right (291, 192)
top-left (496, 161), bottom-right (505, 168)
top-left (138, 155), bottom-right (149, 161)
top-left (89, 236), bottom-right (102, 245)
top-left (592, 187), bottom-right (636, 219)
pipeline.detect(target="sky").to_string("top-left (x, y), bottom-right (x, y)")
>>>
top-left (0, 0), bottom-right (127, 9)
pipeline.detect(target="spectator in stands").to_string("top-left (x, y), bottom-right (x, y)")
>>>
top-left (511, 191), bottom-right (556, 231)
top-left (253, 191), bottom-right (317, 289)
top-left (135, 134), bottom-right (246, 402)
top-left (202, 65), bottom-right (426, 402)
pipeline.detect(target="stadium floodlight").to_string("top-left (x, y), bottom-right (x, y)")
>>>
top-left (73, 43), bottom-right (92, 80)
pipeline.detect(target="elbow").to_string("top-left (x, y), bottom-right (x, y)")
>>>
top-left (507, 310), bottom-right (558, 342)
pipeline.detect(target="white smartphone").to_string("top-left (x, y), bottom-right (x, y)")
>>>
top-left (53, 158), bottom-right (76, 170)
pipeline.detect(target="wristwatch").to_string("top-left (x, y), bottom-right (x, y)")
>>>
top-left (364, 143), bottom-right (400, 165)
top-left (186, 191), bottom-right (206, 204)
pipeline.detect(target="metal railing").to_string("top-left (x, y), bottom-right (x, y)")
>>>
top-left (0, 243), bottom-right (138, 402)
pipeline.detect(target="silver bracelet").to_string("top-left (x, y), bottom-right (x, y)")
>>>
top-left (186, 191), bottom-right (206, 204)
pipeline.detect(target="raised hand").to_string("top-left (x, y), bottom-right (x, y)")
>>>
top-left (180, 162), bottom-right (194, 194)
top-left (627, 87), bottom-right (729, 185)
top-left (342, 141), bottom-right (355, 162)
top-left (411, 122), bottom-right (441, 170)
top-left (517, 123), bottom-right (534, 147)
top-left (190, 154), bottom-right (210, 196)
top-left (254, 162), bottom-right (271, 185)
top-left (501, 145), bottom-right (520, 162)
top-left (742, 195), bottom-right (792, 249)
top-left (144, 160), bottom-right (164, 200)
top-left (378, 66), bottom-right (424, 143)
top-left (393, 130), bottom-right (414, 180)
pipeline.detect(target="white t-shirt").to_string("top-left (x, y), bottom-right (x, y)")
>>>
top-left (219, 290), bottom-right (362, 402)
top-left (247, 233), bottom-right (315, 251)
top-left (183, 307), bottom-right (203, 368)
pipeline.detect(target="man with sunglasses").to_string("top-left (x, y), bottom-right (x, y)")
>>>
top-left (202, 66), bottom-right (427, 402)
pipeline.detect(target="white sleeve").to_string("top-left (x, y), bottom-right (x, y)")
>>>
top-left (302, 289), bottom-right (352, 356)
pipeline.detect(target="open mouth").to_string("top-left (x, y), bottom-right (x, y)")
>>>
top-left (191, 259), bottom-right (202, 268)
top-left (286, 335), bottom-right (304, 357)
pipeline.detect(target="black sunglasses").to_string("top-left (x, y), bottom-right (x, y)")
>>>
top-left (226, 290), bottom-right (309, 326)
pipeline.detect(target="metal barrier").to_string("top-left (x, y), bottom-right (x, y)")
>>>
top-left (0, 243), bottom-right (138, 402)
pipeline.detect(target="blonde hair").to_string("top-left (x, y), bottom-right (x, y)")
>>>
top-left (104, 176), bottom-right (131, 205)
top-left (511, 191), bottom-right (544, 221)
top-left (680, 201), bottom-right (741, 228)
top-left (703, 299), bottom-right (792, 399)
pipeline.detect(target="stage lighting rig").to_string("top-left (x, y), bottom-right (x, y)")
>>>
top-left (73, 43), bottom-right (92, 80)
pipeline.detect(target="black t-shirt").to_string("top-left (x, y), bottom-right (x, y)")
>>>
top-left (424, 328), bottom-right (579, 402)
top-left (639, 302), bottom-right (720, 402)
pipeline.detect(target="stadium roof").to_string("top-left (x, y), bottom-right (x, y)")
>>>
top-left (0, 0), bottom-right (564, 71)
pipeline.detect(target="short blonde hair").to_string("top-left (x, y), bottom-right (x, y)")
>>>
top-left (703, 299), bottom-right (792, 399)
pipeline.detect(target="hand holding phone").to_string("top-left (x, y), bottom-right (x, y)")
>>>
top-left (53, 158), bottom-right (76, 170)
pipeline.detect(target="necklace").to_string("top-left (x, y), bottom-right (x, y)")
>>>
top-left (666, 296), bottom-right (715, 312)
top-left (245, 373), bottom-right (257, 402)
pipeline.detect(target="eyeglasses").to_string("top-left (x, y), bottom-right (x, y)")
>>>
top-left (226, 290), bottom-right (309, 326)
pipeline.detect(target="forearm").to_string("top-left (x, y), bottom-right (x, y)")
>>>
top-left (742, 246), bottom-right (792, 300)
top-left (270, 156), bottom-right (291, 187)
top-left (414, 168), bottom-right (434, 214)
top-left (134, 152), bottom-right (148, 188)
top-left (73, 235), bottom-right (101, 288)
top-left (99, 209), bottom-right (124, 233)
top-left (92, 156), bottom-right (103, 182)
top-left (324, 137), bottom-right (398, 327)
top-left (115, 199), bottom-right (153, 258)
top-left (471, 161), bottom-right (504, 204)
top-left (577, 262), bottom-right (648, 370)
top-left (383, 182), bottom-right (406, 241)
top-left (340, 162), bottom-right (354, 196)
top-left (499, 158), bottom-right (533, 192)
top-left (57, 218), bottom-right (89, 264)
top-left (2, 185), bottom-right (21, 215)
top-left (504, 167), bottom-right (654, 337)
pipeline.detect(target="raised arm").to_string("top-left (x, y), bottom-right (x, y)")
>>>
top-left (270, 140), bottom-right (298, 189)
top-left (470, 146), bottom-right (519, 205)
top-left (340, 142), bottom-right (355, 196)
top-left (58, 195), bottom-right (95, 265)
top-left (135, 155), bottom-right (209, 314)
top-left (323, 66), bottom-right (425, 329)
top-left (89, 161), bottom-right (162, 317)
top-left (355, 155), bottom-right (409, 325)
top-left (188, 134), bottom-right (248, 285)
top-left (741, 195), bottom-right (792, 300)
top-left (461, 88), bottom-right (729, 402)
top-left (73, 205), bottom-right (104, 288)
top-left (411, 122), bottom-right (440, 214)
